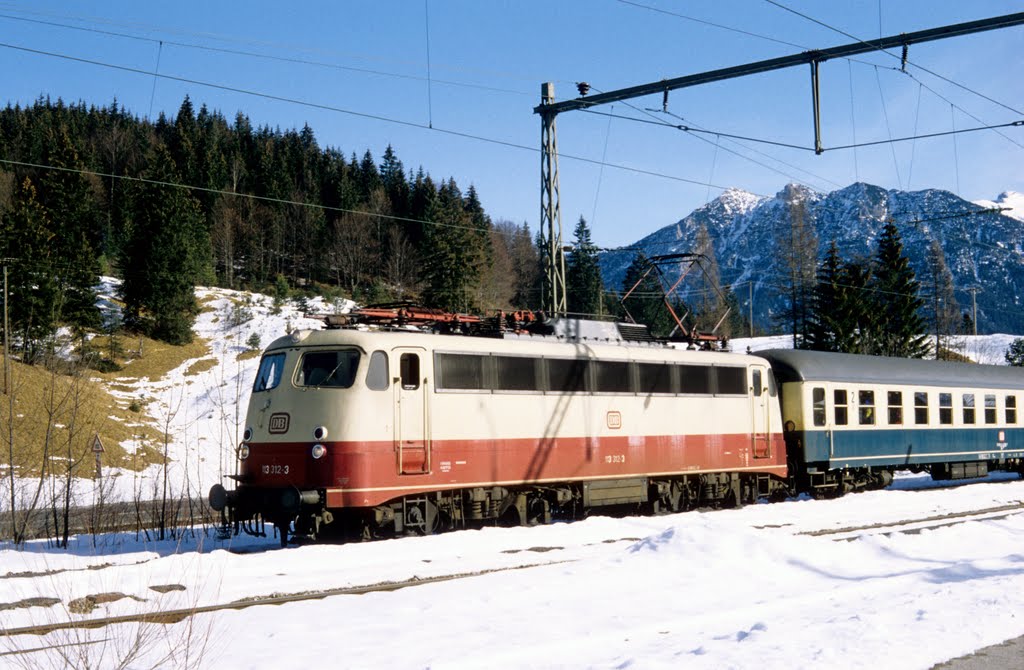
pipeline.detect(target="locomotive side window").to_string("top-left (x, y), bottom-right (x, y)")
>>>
top-left (593, 361), bottom-right (632, 393)
top-left (253, 353), bottom-right (286, 392)
top-left (858, 390), bottom-right (875, 425)
top-left (914, 391), bottom-right (929, 424)
top-left (366, 351), bottom-right (389, 391)
top-left (494, 355), bottom-right (540, 392)
top-left (1007, 396), bottom-right (1018, 424)
top-left (297, 350), bottom-right (360, 388)
top-left (984, 394), bottom-right (996, 424)
top-left (637, 362), bottom-right (673, 394)
top-left (962, 393), bottom-right (975, 425)
top-left (834, 389), bottom-right (848, 425)
top-left (548, 358), bottom-right (588, 393)
top-left (680, 365), bottom-right (712, 394)
top-left (715, 367), bottom-right (747, 396)
top-left (812, 387), bottom-right (826, 427)
top-left (400, 354), bottom-right (420, 390)
top-left (435, 353), bottom-right (487, 391)
top-left (888, 391), bottom-right (903, 425)
top-left (751, 369), bottom-right (763, 398)
top-left (939, 393), bottom-right (953, 424)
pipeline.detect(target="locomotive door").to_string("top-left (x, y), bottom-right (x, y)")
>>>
top-left (750, 366), bottom-right (771, 458)
top-left (394, 348), bottom-right (431, 475)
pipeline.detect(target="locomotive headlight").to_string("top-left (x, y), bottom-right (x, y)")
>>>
top-left (311, 443), bottom-right (327, 459)
top-left (238, 444), bottom-right (251, 460)
top-left (243, 426), bottom-right (253, 442)
top-left (313, 425), bottom-right (329, 441)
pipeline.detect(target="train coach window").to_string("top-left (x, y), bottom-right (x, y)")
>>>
top-left (253, 353), bottom-right (286, 392)
top-left (834, 389), bottom-right (848, 425)
top-left (812, 387), bottom-right (826, 427)
top-left (858, 390), bottom-right (875, 425)
top-left (366, 351), bottom-right (389, 391)
top-left (548, 358), bottom-right (588, 393)
top-left (637, 362), bottom-right (673, 394)
top-left (494, 355), bottom-right (540, 392)
top-left (939, 393), bottom-right (953, 424)
top-left (680, 365), bottom-right (712, 394)
top-left (962, 394), bottom-right (976, 425)
top-left (985, 395), bottom-right (997, 424)
top-left (435, 353), bottom-right (487, 391)
top-left (298, 350), bottom-right (360, 388)
top-left (400, 354), bottom-right (420, 390)
top-left (1007, 396), bottom-right (1018, 424)
top-left (888, 391), bottom-right (903, 425)
top-left (716, 367), bottom-right (747, 396)
top-left (914, 392), bottom-right (929, 425)
top-left (594, 361), bottom-right (632, 393)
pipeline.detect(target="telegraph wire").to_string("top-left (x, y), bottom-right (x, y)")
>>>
top-left (0, 40), bottom-right (746, 194)
top-left (762, 0), bottom-right (1024, 117)
top-left (874, 65), bottom-right (903, 189)
top-left (0, 11), bottom-right (534, 97)
top-left (614, 0), bottom-right (807, 50)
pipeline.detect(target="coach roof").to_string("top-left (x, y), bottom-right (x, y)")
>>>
top-left (759, 348), bottom-right (1024, 390)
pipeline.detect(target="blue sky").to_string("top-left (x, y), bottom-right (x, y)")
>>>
top-left (1, 0), bottom-right (1021, 247)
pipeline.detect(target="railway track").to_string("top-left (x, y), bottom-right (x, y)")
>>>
top-left (0, 561), bottom-right (571, 639)
top-left (799, 501), bottom-right (1024, 541)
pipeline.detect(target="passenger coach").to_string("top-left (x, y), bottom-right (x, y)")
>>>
top-left (760, 349), bottom-right (1024, 495)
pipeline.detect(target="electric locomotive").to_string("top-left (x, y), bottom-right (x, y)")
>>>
top-left (209, 314), bottom-right (789, 544)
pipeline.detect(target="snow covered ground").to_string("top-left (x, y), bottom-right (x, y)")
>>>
top-left (1, 285), bottom-right (1023, 668)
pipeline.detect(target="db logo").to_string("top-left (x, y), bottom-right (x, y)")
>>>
top-left (268, 413), bottom-right (291, 434)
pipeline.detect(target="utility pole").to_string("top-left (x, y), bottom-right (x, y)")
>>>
top-left (2, 261), bottom-right (9, 396)
top-left (748, 281), bottom-right (754, 339)
top-left (968, 287), bottom-right (981, 335)
top-left (534, 12), bottom-right (1024, 318)
top-left (539, 82), bottom-right (567, 316)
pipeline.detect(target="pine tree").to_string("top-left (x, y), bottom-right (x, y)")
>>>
top-left (870, 222), bottom-right (929, 358)
top-left (925, 239), bottom-right (960, 359)
top-left (774, 185), bottom-right (818, 347)
top-left (693, 224), bottom-right (726, 335)
top-left (421, 179), bottom-right (483, 312)
top-left (120, 144), bottom-right (204, 344)
top-left (37, 125), bottom-right (101, 330)
top-left (566, 216), bottom-right (604, 316)
top-left (619, 252), bottom-right (684, 338)
top-left (0, 177), bottom-right (59, 361)
top-left (805, 241), bottom-right (845, 351)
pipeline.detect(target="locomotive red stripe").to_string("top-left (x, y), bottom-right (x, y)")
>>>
top-left (242, 432), bottom-right (787, 508)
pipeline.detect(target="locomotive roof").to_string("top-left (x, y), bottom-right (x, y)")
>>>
top-left (265, 326), bottom-right (753, 365)
top-left (759, 348), bottom-right (1024, 390)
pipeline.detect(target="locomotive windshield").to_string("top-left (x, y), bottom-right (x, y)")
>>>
top-left (297, 349), bottom-right (361, 388)
top-left (253, 353), bottom-right (286, 392)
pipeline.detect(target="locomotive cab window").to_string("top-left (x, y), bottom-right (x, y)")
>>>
top-left (400, 353), bottom-right (420, 390)
top-left (962, 393), bottom-right (975, 425)
top-left (366, 350), bottom-right (389, 391)
top-left (812, 387), bottom-right (826, 427)
top-left (859, 390), bottom-right (875, 425)
top-left (253, 353), bottom-right (286, 392)
top-left (888, 391), bottom-right (903, 425)
top-left (297, 350), bottom-right (360, 388)
top-left (939, 393), bottom-right (953, 425)
top-left (985, 394), bottom-right (996, 424)
top-left (834, 389), bottom-right (848, 426)
top-left (751, 369), bottom-right (762, 398)
top-left (1007, 396), bottom-right (1018, 424)
top-left (914, 391), bottom-right (929, 425)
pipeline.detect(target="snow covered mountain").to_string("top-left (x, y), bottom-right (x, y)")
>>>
top-left (599, 183), bottom-right (1024, 334)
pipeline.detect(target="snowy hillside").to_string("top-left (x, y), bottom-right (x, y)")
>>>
top-left (600, 182), bottom-right (1024, 334)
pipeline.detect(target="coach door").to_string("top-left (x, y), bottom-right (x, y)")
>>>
top-left (750, 366), bottom-right (771, 458)
top-left (394, 348), bottom-right (431, 475)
